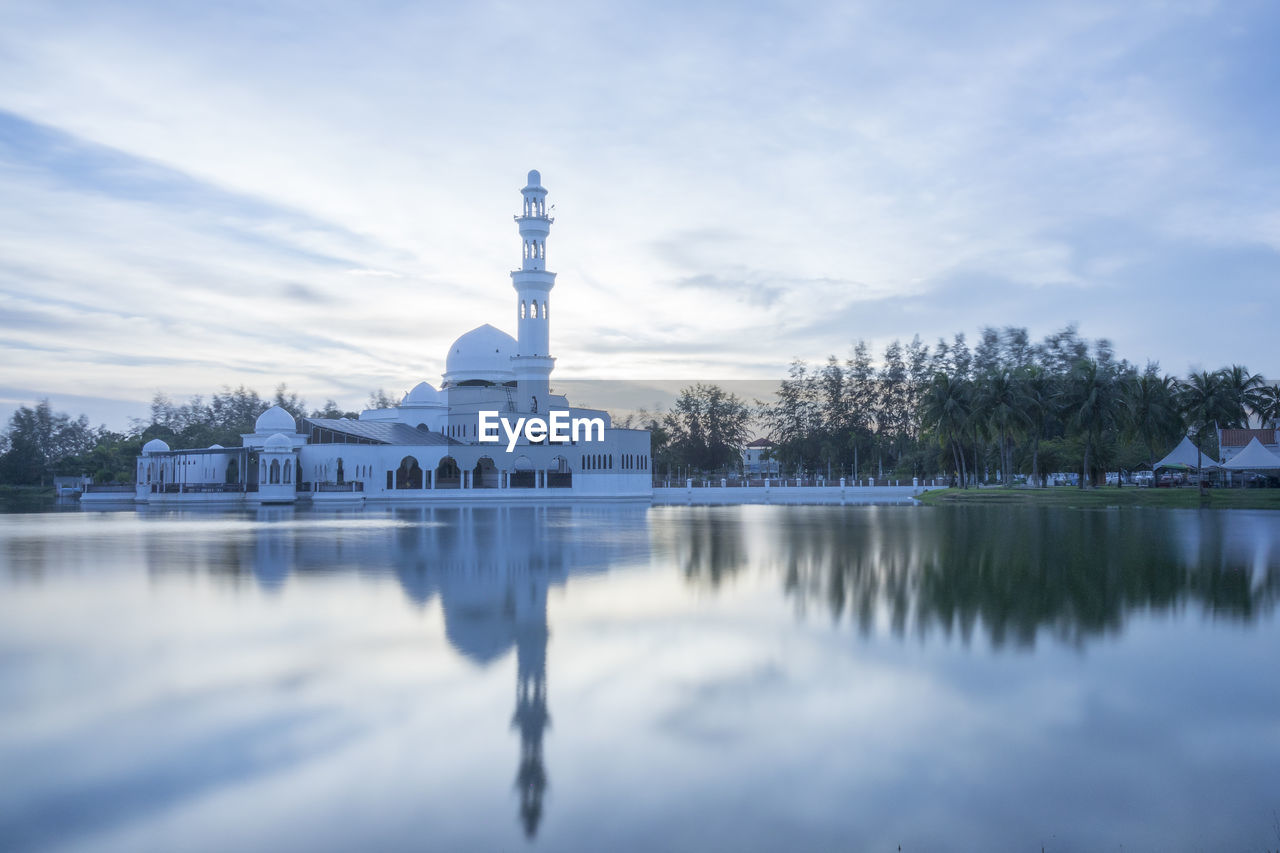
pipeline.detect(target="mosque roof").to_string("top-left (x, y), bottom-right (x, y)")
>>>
top-left (444, 324), bottom-right (516, 384)
top-left (402, 381), bottom-right (443, 405)
top-left (303, 418), bottom-right (462, 446)
top-left (255, 405), bottom-right (297, 434)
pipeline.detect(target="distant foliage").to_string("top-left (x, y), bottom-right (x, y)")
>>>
top-left (663, 384), bottom-right (751, 476)
top-left (0, 401), bottom-right (107, 485)
top-left (367, 388), bottom-right (398, 410)
top-left (757, 325), bottom-right (1273, 488)
top-left (0, 383), bottom-right (371, 485)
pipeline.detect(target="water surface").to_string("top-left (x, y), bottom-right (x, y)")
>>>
top-left (1, 504), bottom-right (1278, 851)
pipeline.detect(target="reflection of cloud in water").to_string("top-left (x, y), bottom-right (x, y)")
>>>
top-left (658, 662), bottom-right (787, 746)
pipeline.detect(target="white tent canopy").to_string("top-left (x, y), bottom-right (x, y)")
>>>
top-left (1217, 437), bottom-right (1280, 471)
top-left (1152, 435), bottom-right (1219, 471)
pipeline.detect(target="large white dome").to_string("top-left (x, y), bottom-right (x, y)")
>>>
top-left (255, 405), bottom-right (296, 434)
top-left (443, 324), bottom-right (516, 384)
top-left (141, 438), bottom-right (170, 454)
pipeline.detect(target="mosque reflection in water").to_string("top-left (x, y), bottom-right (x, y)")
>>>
top-left (158, 502), bottom-right (651, 840)
top-left (142, 502), bottom-right (1280, 840)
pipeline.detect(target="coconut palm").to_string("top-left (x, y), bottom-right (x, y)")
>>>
top-left (1221, 365), bottom-right (1266, 428)
top-left (1178, 369), bottom-right (1235, 494)
top-left (974, 369), bottom-right (1029, 486)
top-left (1123, 366), bottom-right (1182, 478)
top-left (1060, 359), bottom-right (1121, 488)
top-left (1253, 384), bottom-right (1280, 428)
top-left (1018, 365), bottom-right (1057, 487)
top-left (920, 372), bottom-right (971, 488)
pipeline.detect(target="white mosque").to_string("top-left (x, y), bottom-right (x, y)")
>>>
top-left (126, 171), bottom-right (652, 504)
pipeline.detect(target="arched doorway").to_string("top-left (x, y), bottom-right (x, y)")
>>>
top-left (473, 457), bottom-right (499, 489)
top-left (548, 456), bottom-right (572, 488)
top-left (225, 458), bottom-right (239, 485)
top-left (336, 458), bottom-right (345, 485)
top-left (435, 456), bottom-right (461, 489)
top-left (395, 456), bottom-right (423, 489)
top-left (509, 455), bottom-right (535, 489)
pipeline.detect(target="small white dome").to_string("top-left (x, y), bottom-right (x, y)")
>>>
top-left (141, 438), bottom-right (170, 453)
top-left (208, 443), bottom-right (224, 449)
top-left (443, 324), bottom-right (516, 384)
top-left (264, 432), bottom-right (293, 449)
top-left (526, 169), bottom-right (541, 187)
top-left (255, 405), bottom-right (296, 434)
top-left (401, 381), bottom-right (442, 405)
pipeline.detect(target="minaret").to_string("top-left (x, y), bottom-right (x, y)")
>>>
top-left (511, 170), bottom-right (556, 414)
top-left (512, 576), bottom-right (550, 838)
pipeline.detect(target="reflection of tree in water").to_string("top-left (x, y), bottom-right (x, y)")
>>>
top-left (673, 506), bottom-right (1280, 648)
top-left (652, 508), bottom-right (750, 586)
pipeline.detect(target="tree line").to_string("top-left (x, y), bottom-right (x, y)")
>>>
top-left (0, 384), bottom-right (394, 486)
top-left (618, 325), bottom-right (1276, 486)
top-left (760, 326), bottom-right (1277, 487)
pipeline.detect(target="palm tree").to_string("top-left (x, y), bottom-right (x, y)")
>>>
top-left (1018, 365), bottom-right (1057, 487)
top-left (920, 372), bottom-right (971, 488)
top-left (975, 369), bottom-right (1029, 486)
top-left (1253, 384), bottom-right (1280, 429)
top-left (1178, 370), bottom-right (1234, 495)
top-left (1061, 359), bottom-right (1120, 489)
top-left (1222, 365), bottom-right (1266, 428)
top-left (1123, 366), bottom-right (1181, 478)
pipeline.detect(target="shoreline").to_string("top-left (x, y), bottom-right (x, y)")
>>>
top-left (916, 486), bottom-right (1280, 510)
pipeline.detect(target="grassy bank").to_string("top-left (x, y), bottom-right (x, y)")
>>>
top-left (0, 485), bottom-right (55, 498)
top-left (917, 486), bottom-right (1280, 510)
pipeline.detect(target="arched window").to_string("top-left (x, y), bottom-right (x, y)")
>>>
top-left (520, 301), bottom-right (526, 319)
top-left (269, 459), bottom-right (281, 484)
top-left (531, 299), bottom-right (538, 319)
top-left (541, 301), bottom-right (548, 319)
top-left (284, 459), bottom-right (292, 484)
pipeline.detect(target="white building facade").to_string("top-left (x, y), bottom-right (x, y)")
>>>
top-left (125, 171), bottom-right (651, 505)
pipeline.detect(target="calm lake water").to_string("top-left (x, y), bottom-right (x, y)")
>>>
top-left (1, 502), bottom-right (1278, 852)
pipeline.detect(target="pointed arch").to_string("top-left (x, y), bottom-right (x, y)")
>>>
top-left (395, 456), bottom-right (423, 489)
top-left (434, 456), bottom-right (460, 489)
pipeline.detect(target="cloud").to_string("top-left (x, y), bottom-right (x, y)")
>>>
top-left (0, 0), bottom-right (1278, 426)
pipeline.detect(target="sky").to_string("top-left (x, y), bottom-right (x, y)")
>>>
top-left (1, 0), bottom-right (1278, 429)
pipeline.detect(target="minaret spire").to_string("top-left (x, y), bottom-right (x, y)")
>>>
top-left (511, 170), bottom-right (556, 413)
top-left (512, 576), bottom-right (550, 838)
